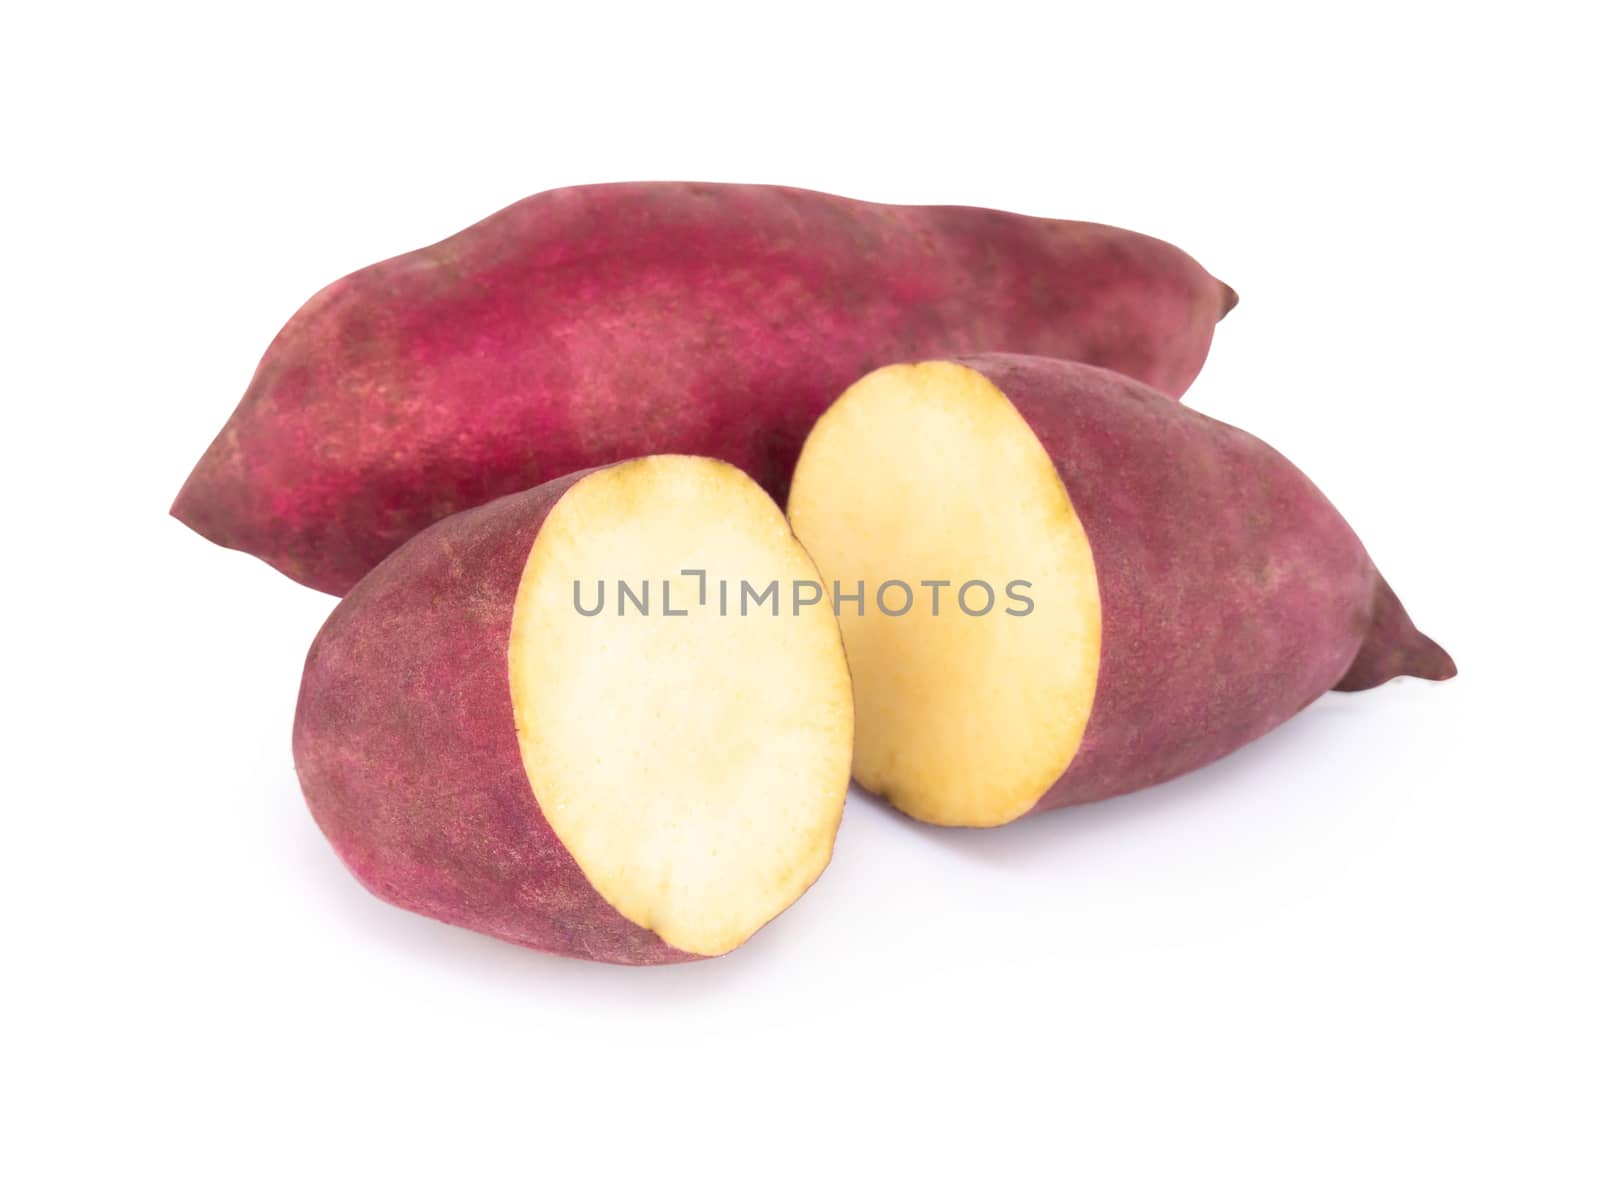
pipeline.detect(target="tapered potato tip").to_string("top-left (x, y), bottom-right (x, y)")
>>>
top-left (170, 464), bottom-right (218, 540)
top-left (170, 463), bottom-right (311, 592)
top-left (170, 452), bottom-right (237, 556)
top-left (1335, 575), bottom-right (1457, 691)
top-left (170, 428), bottom-right (361, 596)
top-left (1218, 281), bottom-right (1240, 320)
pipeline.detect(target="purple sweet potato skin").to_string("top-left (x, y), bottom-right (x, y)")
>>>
top-left (291, 468), bottom-right (689, 965)
top-left (955, 354), bottom-right (1454, 814)
top-left (175, 182), bottom-right (1234, 595)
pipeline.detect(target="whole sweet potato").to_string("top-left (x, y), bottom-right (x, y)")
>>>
top-left (174, 182), bottom-right (1235, 594)
top-left (294, 455), bottom-right (854, 963)
top-left (787, 355), bottom-right (1454, 827)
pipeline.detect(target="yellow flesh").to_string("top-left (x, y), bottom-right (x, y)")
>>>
top-left (787, 362), bottom-right (1101, 827)
top-left (509, 456), bottom-right (853, 956)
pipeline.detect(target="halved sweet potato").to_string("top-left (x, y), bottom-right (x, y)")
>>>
top-left (294, 456), bottom-right (853, 962)
top-left (787, 356), bottom-right (1454, 827)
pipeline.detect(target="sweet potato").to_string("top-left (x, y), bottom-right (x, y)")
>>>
top-left (786, 355), bottom-right (1454, 828)
top-left (293, 455), bottom-right (854, 963)
top-left (173, 182), bottom-right (1235, 594)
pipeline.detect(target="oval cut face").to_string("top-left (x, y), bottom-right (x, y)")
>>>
top-left (788, 362), bottom-right (1102, 827)
top-left (511, 455), bottom-right (854, 955)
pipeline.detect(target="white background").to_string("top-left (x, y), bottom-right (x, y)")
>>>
top-left (6, 3), bottom-right (1595, 1183)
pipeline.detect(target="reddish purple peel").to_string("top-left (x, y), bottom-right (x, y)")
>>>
top-left (175, 182), bottom-right (1233, 594)
top-left (292, 472), bottom-right (692, 965)
top-left (957, 355), bottom-right (1439, 813)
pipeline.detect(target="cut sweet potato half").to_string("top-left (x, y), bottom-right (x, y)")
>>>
top-left (295, 456), bottom-right (854, 963)
top-left (788, 356), bottom-right (1453, 828)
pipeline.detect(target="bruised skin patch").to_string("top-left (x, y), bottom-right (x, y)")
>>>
top-left (787, 363), bottom-right (1101, 828)
top-left (509, 456), bottom-right (853, 956)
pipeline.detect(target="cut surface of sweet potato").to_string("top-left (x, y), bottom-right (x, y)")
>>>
top-left (509, 458), bottom-right (853, 954)
top-left (788, 363), bottom-right (1101, 827)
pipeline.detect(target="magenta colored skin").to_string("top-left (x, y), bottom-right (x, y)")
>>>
top-left (173, 182), bottom-right (1234, 595)
top-left (951, 355), bottom-right (1455, 814)
top-left (292, 468), bottom-right (691, 965)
